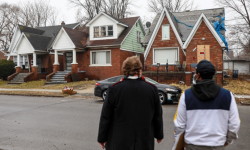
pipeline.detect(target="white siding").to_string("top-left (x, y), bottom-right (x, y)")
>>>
top-left (223, 62), bottom-right (229, 70)
top-left (53, 30), bottom-right (75, 49)
top-left (17, 36), bottom-right (33, 54)
top-left (89, 15), bottom-right (118, 41)
top-left (9, 28), bottom-right (21, 53)
top-left (234, 62), bottom-right (250, 74)
top-left (117, 24), bottom-right (125, 37)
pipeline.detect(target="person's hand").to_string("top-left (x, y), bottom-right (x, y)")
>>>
top-left (224, 142), bottom-right (228, 147)
top-left (157, 139), bottom-right (163, 143)
top-left (98, 142), bottom-right (106, 149)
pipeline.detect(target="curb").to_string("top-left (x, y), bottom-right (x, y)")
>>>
top-left (0, 93), bottom-right (65, 98)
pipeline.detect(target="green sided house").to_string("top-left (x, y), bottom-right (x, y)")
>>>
top-left (7, 12), bottom-right (145, 83)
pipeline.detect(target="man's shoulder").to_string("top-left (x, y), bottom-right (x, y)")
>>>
top-left (141, 76), bottom-right (157, 88)
top-left (111, 77), bottom-right (125, 87)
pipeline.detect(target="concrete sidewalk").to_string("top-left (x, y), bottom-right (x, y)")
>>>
top-left (0, 86), bottom-right (94, 94)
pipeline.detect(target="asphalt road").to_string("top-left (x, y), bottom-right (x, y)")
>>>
top-left (0, 95), bottom-right (249, 150)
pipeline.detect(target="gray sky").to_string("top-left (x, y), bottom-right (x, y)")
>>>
top-left (5, 0), bottom-right (220, 24)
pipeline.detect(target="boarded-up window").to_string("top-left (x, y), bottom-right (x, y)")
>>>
top-left (197, 45), bottom-right (210, 63)
top-left (162, 25), bottom-right (170, 40)
top-left (154, 48), bottom-right (178, 64)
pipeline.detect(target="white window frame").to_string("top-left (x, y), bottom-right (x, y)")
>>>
top-left (162, 24), bottom-right (170, 40)
top-left (137, 31), bottom-right (141, 43)
top-left (153, 47), bottom-right (179, 65)
top-left (93, 25), bottom-right (114, 38)
top-left (90, 50), bottom-right (112, 66)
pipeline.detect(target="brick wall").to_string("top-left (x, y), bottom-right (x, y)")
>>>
top-left (76, 48), bottom-right (139, 80)
top-left (0, 52), bottom-right (7, 60)
top-left (145, 15), bottom-right (185, 72)
top-left (185, 21), bottom-right (223, 72)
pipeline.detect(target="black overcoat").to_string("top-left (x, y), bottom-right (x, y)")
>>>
top-left (97, 77), bottom-right (164, 150)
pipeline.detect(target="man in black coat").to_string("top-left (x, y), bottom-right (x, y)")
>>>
top-left (97, 56), bottom-right (164, 150)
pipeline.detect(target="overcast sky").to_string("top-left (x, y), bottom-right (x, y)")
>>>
top-left (4, 0), bottom-right (222, 24)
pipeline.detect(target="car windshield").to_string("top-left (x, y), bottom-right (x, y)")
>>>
top-left (145, 77), bottom-right (158, 85)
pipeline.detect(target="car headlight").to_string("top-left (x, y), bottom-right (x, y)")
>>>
top-left (166, 88), bottom-right (178, 92)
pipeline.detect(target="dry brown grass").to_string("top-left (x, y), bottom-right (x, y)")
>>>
top-left (43, 80), bottom-right (96, 90)
top-left (170, 83), bottom-right (191, 92)
top-left (0, 80), bottom-right (46, 89)
top-left (0, 80), bottom-right (96, 90)
top-left (223, 79), bottom-right (250, 95)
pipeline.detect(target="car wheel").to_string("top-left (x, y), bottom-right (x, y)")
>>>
top-left (158, 91), bottom-right (166, 104)
top-left (102, 90), bottom-right (107, 101)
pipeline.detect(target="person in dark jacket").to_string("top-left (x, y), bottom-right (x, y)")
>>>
top-left (172, 60), bottom-right (240, 150)
top-left (97, 56), bottom-right (164, 150)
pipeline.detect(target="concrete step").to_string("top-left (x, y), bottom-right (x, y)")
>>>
top-left (51, 77), bottom-right (65, 79)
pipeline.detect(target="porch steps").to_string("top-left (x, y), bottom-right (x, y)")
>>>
top-left (46, 71), bottom-right (71, 84)
top-left (9, 73), bottom-right (29, 84)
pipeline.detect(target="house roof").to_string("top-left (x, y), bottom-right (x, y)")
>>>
top-left (24, 32), bottom-right (52, 51)
top-left (86, 12), bottom-right (128, 27)
top-left (36, 23), bottom-right (79, 49)
top-left (18, 25), bottom-right (45, 35)
top-left (143, 8), bottom-right (224, 44)
top-left (63, 27), bottom-right (89, 48)
top-left (85, 17), bottom-right (140, 47)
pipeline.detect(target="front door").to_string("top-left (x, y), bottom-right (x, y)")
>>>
top-left (197, 45), bottom-right (210, 63)
top-left (66, 52), bottom-right (72, 71)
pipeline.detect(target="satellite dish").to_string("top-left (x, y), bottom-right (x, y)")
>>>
top-left (146, 22), bottom-right (151, 28)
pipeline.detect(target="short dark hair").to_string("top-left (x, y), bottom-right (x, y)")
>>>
top-left (122, 56), bottom-right (142, 77)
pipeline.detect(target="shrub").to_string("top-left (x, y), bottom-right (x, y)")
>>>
top-left (0, 59), bottom-right (15, 80)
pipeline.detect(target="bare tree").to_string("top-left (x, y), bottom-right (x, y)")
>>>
top-left (148, 0), bottom-right (197, 13)
top-left (217, 0), bottom-right (250, 58)
top-left (68, 0), bottom-right (134, 23)
top-left (19, 0), bottom-right (60, 27)
top-left (0, 3), bottom-right (20, 51)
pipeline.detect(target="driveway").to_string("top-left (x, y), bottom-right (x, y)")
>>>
top-left (0, 95), bottom-right (248, 150)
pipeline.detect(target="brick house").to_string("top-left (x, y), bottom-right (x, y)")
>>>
top-left (0, 49), bottom-right (8, 60)
top-left (142, 8), bottom-right (227, 85)
top-left (6, 23), bottom-right (80, 83)
top-left (7, 12), bottom-right (145, 83)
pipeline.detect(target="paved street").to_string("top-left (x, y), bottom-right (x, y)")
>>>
top-left (0, 95), bottom-right (249, 150)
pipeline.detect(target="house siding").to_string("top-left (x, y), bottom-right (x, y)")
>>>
top-left (145, 15), bottom-right (185, 72)
top-left (89, 15), bottom-right (118, 41)
top-left (17, 36), bottom-right (33, 54)
top-left (120, 20), bottom-right (144, 53)
top-left (53, 30), bottom-right (74, 49)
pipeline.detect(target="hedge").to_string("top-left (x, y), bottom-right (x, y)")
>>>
top-left (0, 59), bottom-right (15, 80)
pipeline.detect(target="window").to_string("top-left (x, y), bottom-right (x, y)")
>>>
top-left (93, 25), bottom-right (113, 38)
top-left (13, 56), bottom-right (17, 66)
top-left (162, 25), bottom-right (170, 40)
top-left (108, 26), bottom-right (113, 36)
top-left (154, 48), bottom-right (178, 64)
top-left (91, 50), bottom-right (111, 66)
top-left (94, 27), bottom-right (99, 38)
top-left (137, 31), bottom-right (141, 43)
top-left (101, 26), bottom-right (106, 37)
top-left (22, 55), bottom-right (29, 69)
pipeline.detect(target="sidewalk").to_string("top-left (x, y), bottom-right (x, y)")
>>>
top-left (0, 86), bottom-right (94, 95)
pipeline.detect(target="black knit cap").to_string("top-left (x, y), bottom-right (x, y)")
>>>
top-left (196, 60), bottom-right (215, 75)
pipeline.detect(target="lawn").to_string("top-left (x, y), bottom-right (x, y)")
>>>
top-left (0, 80), bottom-right (96, 90)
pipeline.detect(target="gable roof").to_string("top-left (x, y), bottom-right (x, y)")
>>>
top-left (144, 8), bottom-right (185, 59)
top-left (86, 12), bottom-right (128, 27)
top-left (63, 27), bottom-right (89, 48)
top-left (143, 7), bottom-right (226, 60)
top-left (24, 32), bottom-right (52, 51)
top-left (182, 13), bottom-right (226, 49)
top-left (36, 23), bottom-right (79, 49)
top-left (86, 17), bottom-right (139, 47)
top-left (19, 25), bottom-right (45, 35)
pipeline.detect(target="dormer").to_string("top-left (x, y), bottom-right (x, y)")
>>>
top-left (86, 12), bottom-right (128, 41)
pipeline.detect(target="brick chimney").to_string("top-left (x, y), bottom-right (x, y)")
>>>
top-left (61, 21), bottom-right (65, 25)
